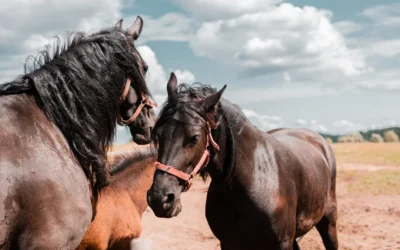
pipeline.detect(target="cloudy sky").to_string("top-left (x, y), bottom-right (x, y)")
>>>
top-left (1, 0), bottom-right (400, 144)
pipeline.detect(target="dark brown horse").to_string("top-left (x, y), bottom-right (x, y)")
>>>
top-left (0, 18), bottom-right (157, 249)
top-left (147, 73), bottom-right (338, 250)
top-left (77, 144), bottom-right (155, 250)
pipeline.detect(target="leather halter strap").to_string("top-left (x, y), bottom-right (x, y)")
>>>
top-left (117, 78), bottom-right (157, 126)
top-left (155, 122), bottom-right (220, 192)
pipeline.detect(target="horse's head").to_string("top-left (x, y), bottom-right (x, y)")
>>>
top-left (147, 73), bottom-right (226, 218)
top-left (116, 17), bottom-right (157, 144)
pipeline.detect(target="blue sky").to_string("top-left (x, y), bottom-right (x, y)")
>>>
top-left (0, 0), bottom-right (400, 144)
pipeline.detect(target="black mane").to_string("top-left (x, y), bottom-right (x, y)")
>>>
top-left (0, 27), bottom-right (149, 194)
top-left (155, 83), bottom-right (217, 129)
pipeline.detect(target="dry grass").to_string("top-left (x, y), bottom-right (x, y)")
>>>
top-left (332, 143), bottom-right (400, 166)
top-left (338, 170), bottom-right (400, 195)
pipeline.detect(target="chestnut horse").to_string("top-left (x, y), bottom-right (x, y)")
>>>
top-left (77, 144), bottom-right (155, 250)
top-left (0, 18), bottom-right (157, 249)
top-left (147, 73), bottom-right (338, 250)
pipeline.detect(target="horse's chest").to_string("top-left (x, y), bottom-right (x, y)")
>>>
top-left (205, 184), bottom-right (277, 249)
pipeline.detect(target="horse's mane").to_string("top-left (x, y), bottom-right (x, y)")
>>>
top-left (108, 144), bottom-right (155, 175)
top-left (0, 27), bottom-right (150, 195)
top-left (153, 83), bottom-right (242, 183)
top-left (155, 83), bottom-right (218, 129)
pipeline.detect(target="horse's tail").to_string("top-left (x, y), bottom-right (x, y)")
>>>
top-left (0, 78), bottom-right (33, 95)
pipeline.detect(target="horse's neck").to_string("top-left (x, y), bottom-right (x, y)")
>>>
top-left (208, 99), bottom-right (261, 183)
top-left (108, 152), bottom-right (156, 212)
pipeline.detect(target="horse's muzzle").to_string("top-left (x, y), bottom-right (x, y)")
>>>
top-left (146, 189), bottom-right (182, 218)
top-left (131, 127), bottom-right (152, 145)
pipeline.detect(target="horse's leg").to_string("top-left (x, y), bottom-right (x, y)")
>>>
top-left (315, 200), bottom-right (338, 250)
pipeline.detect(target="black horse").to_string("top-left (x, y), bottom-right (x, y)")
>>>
top-left (147, 73), bottom-right (338, 250)
top-left (0, 18), bottom-right (156, 249)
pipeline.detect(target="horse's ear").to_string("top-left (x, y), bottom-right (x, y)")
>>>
top-left (115, 19), bottom-right (123, 30)
top-left (128, 16), bottom-right (143, 40)
top-left (167, 72), bottom-right (178, 98)
top-left (203, 85), bottom-right (227, 113)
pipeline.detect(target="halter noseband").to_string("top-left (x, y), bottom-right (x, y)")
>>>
top-left (155, 122), bottom-right (220, 192)
top-left (117, 78), bottom-right (157, 126)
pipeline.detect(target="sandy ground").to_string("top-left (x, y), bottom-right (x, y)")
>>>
top-left (140, 163), bottom-right (400, 250)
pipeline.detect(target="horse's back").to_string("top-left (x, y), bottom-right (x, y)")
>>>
top-left (0, 94), bottom-right (92, 249)
top-left (267, 128), bottom-right (336, 174)
top-left (266, 127), bottom-right (336, 197)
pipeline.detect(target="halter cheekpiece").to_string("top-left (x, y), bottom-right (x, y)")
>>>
top-left (155, 121), bottom-right (220, 192)
top-left (117, 78), bottom-right (157, 126)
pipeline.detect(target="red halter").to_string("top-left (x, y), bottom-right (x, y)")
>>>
top-left (117, 78), bottom-right (157, 126)
top-left (155, 122), bottom-right (220, 192)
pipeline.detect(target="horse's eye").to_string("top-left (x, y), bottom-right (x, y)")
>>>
top-left (143, 65), bottom-right (149, 73)
top-left (190, 135), bottom-right (200, 146)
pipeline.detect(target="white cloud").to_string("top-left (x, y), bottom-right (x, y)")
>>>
top-left (283, 71), bottom-right (292, 82)
top-left (173, 69), bottom-right (196, 84)
top-left (243, 109), bottom-right (283, 131)
top-left (362, 3), bottom-right (400, 26)
top-left (332, 119), bottom-right (366, 133)
top-left (138, 45), bottom-right (196, 106)
top-left (0, 0), bottom-right (194, 82)
top-left (352, 68), bottom-right (400, 90)
top-left (308, 119), bottom-right (327, 133)
top-left (135, 13), bottom-right (193, 43)
top-left (243, 111), bottom-right (327, 133)
top-left (189, 3), bottom-right (366, 80)
top-left (333, 20), bottom-right (363, 35)
top-left (293, 119), bottom-right (327, 132)
top-left (172, 0), bottom-right (281, 20)
top-left (0, 0), bottom-right (124, 81)
top-left (295, 119), bottom-right (308, 126)
top-left (225, 85), bottom-right (337, 103)
top-left (0, 0), bottom-right (123, 47)
top-left (364, 39), bottom-right (400, 58)
top-left (138, 46), bottom-right (168, 94)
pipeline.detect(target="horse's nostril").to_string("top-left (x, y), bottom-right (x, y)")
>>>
top-left (163, 193), bottom-right (175, 204)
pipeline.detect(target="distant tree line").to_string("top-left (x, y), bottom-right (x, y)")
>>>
top-left (320, 127), bottom-right (400, 143)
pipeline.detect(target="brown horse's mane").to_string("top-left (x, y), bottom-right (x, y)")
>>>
top-left (0, 27), bottom-right (150, 195)
top-left (107, 144), bottom-right (155, 176)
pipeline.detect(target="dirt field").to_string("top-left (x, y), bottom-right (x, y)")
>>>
top-left (113, 143), bottom-right (400, 250)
